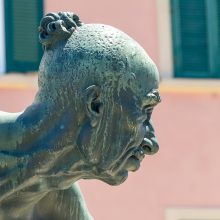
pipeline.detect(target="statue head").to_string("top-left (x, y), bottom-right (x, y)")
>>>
top-left (36, 12), bottom-right (161, 185)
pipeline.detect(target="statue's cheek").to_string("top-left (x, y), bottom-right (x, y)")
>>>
top-left (76, 121), bottom-right (93, 162)
top-left (76, 121), bottom-right (101, 164)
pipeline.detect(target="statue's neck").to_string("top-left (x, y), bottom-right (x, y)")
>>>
top-left (0, 102), bottom-right (87, 200)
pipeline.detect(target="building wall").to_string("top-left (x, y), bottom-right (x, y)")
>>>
top-left (44, 0), bottom-right (160, 69)
top-left (0, 0), bottom-right (5, 74)
top-left (0, 0), bottom-right (174, 78)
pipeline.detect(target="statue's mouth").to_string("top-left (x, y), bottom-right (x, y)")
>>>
top-left (123, 148), bottom-right (145, 171)
top-left (96, 138), bottom-right (159, 186)
top-left (111, 137), bottom-right (159, 174)
top-left (110, 146), bottom-right (143, 174)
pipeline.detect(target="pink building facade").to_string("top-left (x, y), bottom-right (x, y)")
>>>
top-left (1, 1), bottom-right (220, 78)
top-left (0, 1), bottom-right (220, 219)
top-left (0, 0), bottom-right (173, 78)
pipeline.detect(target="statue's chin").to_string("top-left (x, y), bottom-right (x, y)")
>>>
top-left (100, 154), bottom-right (142, 186)
top-left (101, 170), bottom-right (129, 186)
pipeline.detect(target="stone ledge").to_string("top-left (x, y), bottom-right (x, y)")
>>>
top-left (160, 78), bottom-right (220, 94)
top-left (1, 74), bottom-right (220, 94)
top-left (0, 72), bottom-right (38, 90)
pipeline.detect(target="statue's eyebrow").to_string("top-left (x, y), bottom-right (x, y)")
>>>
top-left (142, 89), bottom-right (161, 107)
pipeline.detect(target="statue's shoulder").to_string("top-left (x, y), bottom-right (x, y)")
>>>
top-left (32, 183), bottom-right (94, 220)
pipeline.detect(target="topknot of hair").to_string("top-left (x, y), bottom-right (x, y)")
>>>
top-left (39, 12), bottom-right (83, 49)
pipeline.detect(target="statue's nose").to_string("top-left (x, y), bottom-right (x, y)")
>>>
top-left (140, 137), bottom-right (159, 155)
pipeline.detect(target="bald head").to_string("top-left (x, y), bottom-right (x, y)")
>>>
top-left (37, 13), bottom-right (159, 103)
top-left (33, 12), bottom-right (161, 185)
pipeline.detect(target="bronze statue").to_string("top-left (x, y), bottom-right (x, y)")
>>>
top-left (0, 12), bottom-right (161, 219)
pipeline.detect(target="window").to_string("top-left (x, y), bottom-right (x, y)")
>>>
top-left (171, 0), bottom-right (220, 78)
top-left (4, 0), bottom-right (43, 72)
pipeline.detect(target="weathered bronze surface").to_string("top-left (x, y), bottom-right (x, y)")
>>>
top-left (0, 12), bottom-right (161, 219)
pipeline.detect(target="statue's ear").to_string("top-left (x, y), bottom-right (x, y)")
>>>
top-left (84, 85), bottom-right (103, 127)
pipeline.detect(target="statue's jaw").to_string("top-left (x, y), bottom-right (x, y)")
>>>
top-left (82, 146), bottom-right (146, 186)
top-left (98, 170), bottom-right (129, 186)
